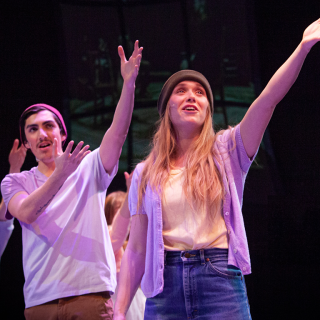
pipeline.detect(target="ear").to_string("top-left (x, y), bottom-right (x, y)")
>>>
top-left (61, 134), bottom-right (67, 143)
top-left (25, 141), bottom-right (30, 149)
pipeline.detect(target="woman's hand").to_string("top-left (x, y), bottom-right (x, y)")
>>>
top-left (302, 18), bottom-right (320, 51)
top-left (118, 40), bottom-right (143, 87)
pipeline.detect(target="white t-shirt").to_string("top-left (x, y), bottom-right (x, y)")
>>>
top-left (1, 149), bottom-right (117, 308)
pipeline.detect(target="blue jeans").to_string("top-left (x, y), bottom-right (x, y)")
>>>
top-left (144, 248), bottom-right (251, 320)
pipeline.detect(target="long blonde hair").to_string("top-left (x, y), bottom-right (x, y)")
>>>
top-left (137, 103), bottom-right (225, 217)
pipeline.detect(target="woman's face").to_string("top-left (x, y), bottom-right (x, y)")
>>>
top-left (168, 81), bottom-right (209, 132)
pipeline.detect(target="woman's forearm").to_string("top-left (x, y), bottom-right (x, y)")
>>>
top-left (114, 247), bottom-right (146, 318)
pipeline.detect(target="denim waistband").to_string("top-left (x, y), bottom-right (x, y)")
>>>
top-left (164, 248), bottom-right (228, 265)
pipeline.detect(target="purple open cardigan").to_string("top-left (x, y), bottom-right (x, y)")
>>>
top-left (129, 124), bottom-right (256, 298)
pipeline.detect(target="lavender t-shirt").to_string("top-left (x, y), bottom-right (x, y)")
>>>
top-left (1, 149), bottom-right (117, 308)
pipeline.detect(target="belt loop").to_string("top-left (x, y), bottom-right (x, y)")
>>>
top-left (164, 250), bottom-right (167, 265)
top-left (200, 249), bottom-right (205, 265)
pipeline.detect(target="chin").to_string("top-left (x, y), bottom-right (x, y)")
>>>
top-left (37, 154), bottom-right (53, 163)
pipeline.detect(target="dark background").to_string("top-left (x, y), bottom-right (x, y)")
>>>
top-left (1, 1), bottom-right (320, 319)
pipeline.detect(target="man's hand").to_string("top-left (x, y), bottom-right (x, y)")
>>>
top-left (8, 139), bottom-right (27, 174)
top-left (53, 139), bottom-right (91, 178)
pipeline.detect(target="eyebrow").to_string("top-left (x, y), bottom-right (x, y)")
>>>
top-left (174, 84), bottom-right (188, 90)
top-left (176, 82), bottom-right (205, 89)
top-left (194, 84), bottom-right (205, 90)
top-left (26, 124), bottom-right (38, 129)
top-left (26, 120), bottom-right (56, 129)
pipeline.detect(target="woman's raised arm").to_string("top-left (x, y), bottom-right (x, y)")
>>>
top-left (240, 19), bottom-right (320, 158)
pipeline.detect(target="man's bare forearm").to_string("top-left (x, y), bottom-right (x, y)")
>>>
top-left (8, 170), bottom-right (67, 224)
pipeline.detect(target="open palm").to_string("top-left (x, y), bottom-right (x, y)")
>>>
top-left (118, 40), bottom-right (143, 86)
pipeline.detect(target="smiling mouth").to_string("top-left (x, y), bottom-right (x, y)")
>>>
top-left (183, 106), bottom-right (198, 111)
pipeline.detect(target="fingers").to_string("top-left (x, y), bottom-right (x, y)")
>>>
top-left (64, 140), bottom-right (75, 156)
top-left (133, 40), bottom-right (143, 56)
top-left (135, 54), bottom-right (142, 70)
top-left (124, 171), bottom-right (130, 180)
top-left (11, 139), bottom-right (19, 152)
top-left (130, 40), bottom-right (139, 58)
top-left (128, 40), bottom-right (143, 61)
top-left (134, 40), bottom-right (139, 52)
top-left (69, 141), bottom-right (90, 164)
top-left (124, 171), bottom-right (133, 190)
top-left (69, 141), bottom-right (84, 160)
top-left (76, 145), bottom-right (91, 164)
top-left (52, 138), bottom-right (58, 158)
top-left (121, 40), bottom-right (143, 64)
top-left (77, 149), bottom-right (91, 163)
top-left (136, 53), bottom-right (142, 65)
top-left (130, 52), bottom-right (142, 78)
top-left (19, 145), bottom-right (27, 158)
top-left (132, 40), bottom-right (140, 57)
top-left (118, 46), bottom-right (126, 63)
top-left (17, 140), bottom-right (27, 154)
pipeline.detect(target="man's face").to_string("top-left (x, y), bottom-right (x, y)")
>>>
top-left (24, 110), bottom-right (66, 164)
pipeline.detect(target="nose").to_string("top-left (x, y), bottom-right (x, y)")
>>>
top-left (186, 90), bottom-right (196, 102)
top-left (39, 128), bottom-right (48, 140)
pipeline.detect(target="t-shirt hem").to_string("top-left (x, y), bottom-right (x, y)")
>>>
top-left (142, 287), bottom-right (163, 299)
top-left (25, 285), bottom-right (116, 308)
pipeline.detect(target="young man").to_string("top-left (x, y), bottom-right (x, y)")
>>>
top-left (1, 41), bottom-right (142, 320)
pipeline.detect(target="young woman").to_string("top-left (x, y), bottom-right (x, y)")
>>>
top-left (114, 20), bottom-right (320, 319)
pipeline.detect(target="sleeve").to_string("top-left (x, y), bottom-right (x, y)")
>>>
top-left (82, 148), bottom-right (119, 191)
top-left (1, 174), bottom-right (28, 219)
top-left (128, 164), bottom-right (146, 216)
top-left (0, 219), bottom-right (14, 258)
top-left (234, 124), bottom-right (258, 173)
top-left (109, 210), bottom-right (131, 254)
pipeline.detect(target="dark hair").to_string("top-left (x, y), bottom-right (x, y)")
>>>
top-left (19, 105), bottom-right (66, 147)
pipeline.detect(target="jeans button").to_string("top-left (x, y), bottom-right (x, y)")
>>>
top-left (184, 252), bottom-right (191, 258)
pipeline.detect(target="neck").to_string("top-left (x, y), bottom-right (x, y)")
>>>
top-left (173, 126), bottom-right (201, 167)
top-left (38, 160), bottom-right (56, 177)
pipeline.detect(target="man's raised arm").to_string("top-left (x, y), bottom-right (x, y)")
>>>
top-left (99, 40), bottom-right (143, 174)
